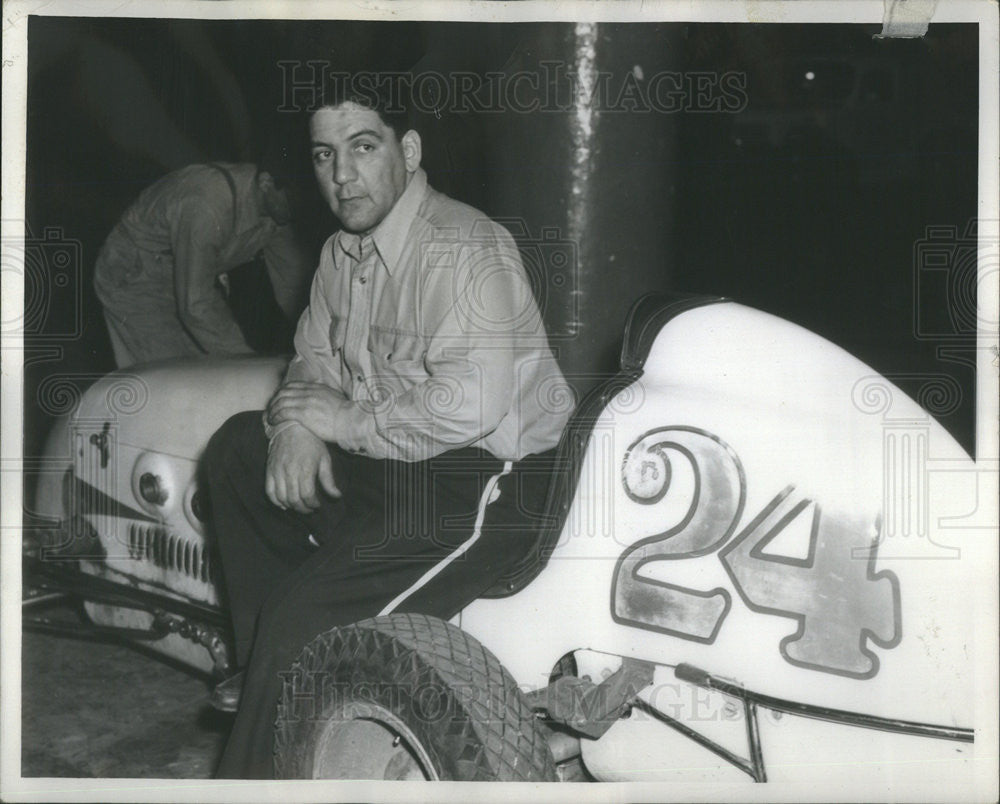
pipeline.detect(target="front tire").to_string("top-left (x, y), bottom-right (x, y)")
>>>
top-left (274, 613), bottom-right (557, 781)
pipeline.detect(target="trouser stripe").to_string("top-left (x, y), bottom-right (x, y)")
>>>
top-left (378, 460), bottom-right (513, 615)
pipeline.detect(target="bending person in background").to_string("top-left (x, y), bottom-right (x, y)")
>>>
top-left (94, 150), bottom-right (312, 367)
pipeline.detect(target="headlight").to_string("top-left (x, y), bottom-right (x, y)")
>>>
top-left (190, 488), bottom-right (208, 522)
top-left (183, 482), bottom-right (209, 534)
top-left (131, 452), bottom-right (181, 516)
top-left (139, 472), bottom-right (168, 506)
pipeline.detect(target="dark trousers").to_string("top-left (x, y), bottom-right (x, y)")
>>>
top-left (203, 411), bottom-right (552, 778)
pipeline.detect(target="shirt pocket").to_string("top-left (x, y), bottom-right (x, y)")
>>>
top-left (367, 327), bottom-right (429, 388)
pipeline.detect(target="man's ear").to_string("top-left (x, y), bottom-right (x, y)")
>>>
top-left (401, 130), bottom-right (422, 173)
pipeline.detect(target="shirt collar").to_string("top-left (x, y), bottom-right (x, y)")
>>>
top-left (336, 168), bottom-right (427, 274)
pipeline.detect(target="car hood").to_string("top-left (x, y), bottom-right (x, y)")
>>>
top-left (74, 355), bottom-right (287, 461)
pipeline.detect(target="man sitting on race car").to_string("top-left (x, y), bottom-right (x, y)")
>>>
top-left (203, 83), bottom-right (572, 778)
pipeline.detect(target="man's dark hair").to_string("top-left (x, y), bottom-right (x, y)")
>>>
top-left (311, 75), bottom-right (414, 139)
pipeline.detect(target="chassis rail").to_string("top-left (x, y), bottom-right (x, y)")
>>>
top-left (23, 554), bottom-right (233, 675)
top-left (23, 554), bottom-right (228, 629)
top-left (640, 662), bottom-right (977, 783)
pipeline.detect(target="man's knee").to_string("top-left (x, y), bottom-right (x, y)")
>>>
top-left (204, 410), bottom-right (267, 481)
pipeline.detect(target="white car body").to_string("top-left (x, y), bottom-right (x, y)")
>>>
top-left (461, 300), bottom-right (980, 786)
top-left (32, 296), bottom-right (984, 788)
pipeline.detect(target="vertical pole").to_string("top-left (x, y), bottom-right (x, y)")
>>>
top-left (485, 23), bottom-right (682, 403)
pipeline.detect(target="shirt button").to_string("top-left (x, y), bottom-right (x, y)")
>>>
top-left (357, 373), bottom-right (365, 383)
top-left (358, 273), bottom-right (368, 284)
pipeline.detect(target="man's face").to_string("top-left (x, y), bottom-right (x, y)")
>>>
top-left (309, 103), bottom-right (420, 234)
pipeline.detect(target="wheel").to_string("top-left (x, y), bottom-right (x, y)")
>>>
top-left (274, 613), bottom-right (557, 781)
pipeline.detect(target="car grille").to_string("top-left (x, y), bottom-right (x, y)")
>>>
top-left (126, 523), bottom-right (212, 583)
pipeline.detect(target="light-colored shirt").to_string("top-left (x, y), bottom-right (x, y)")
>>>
top-left (95, 163), bottom-right (310, 354)
top-left (276, 168), bottom-right (572, 462)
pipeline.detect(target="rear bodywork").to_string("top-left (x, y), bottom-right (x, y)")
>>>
top-left (460, 296), bottom-right (980, 785)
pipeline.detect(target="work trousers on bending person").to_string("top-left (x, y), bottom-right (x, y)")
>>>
top-left (94, 239), bottom-right (210, 367)
top-left (203, 411), bottom-right (556, 779)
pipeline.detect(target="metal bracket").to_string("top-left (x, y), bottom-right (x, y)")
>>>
top-left (151, 611), bottom-right (232, 677)
top-left (544, 657), bottom-right (656, 739)
top-left (89, 421), bottom-right (111, 468)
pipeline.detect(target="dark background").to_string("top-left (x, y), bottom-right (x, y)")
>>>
top-left (23, 18), bottom-right (979, 467)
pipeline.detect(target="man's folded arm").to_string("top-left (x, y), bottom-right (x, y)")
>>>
top-left (263, 265), bottom-right (344, 440)
top-left (334, 345), bottom-right (514, 461)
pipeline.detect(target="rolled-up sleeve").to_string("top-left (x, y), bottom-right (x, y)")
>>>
top-left (171, 200), bottom-right (252, 355)
top-left (261, 224), bottom-right (312, 320)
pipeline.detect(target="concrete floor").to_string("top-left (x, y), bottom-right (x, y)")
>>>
top-left (20, 604), bottom-right (230, 778)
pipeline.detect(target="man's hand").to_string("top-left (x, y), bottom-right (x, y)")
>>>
top-left (265, 423), bottom-right (340, 513)
top-left (266, 381), bottom-right (348, 442)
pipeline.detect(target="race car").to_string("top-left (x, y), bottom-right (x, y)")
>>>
top-left (25, 292), bottom-right (984, 787)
